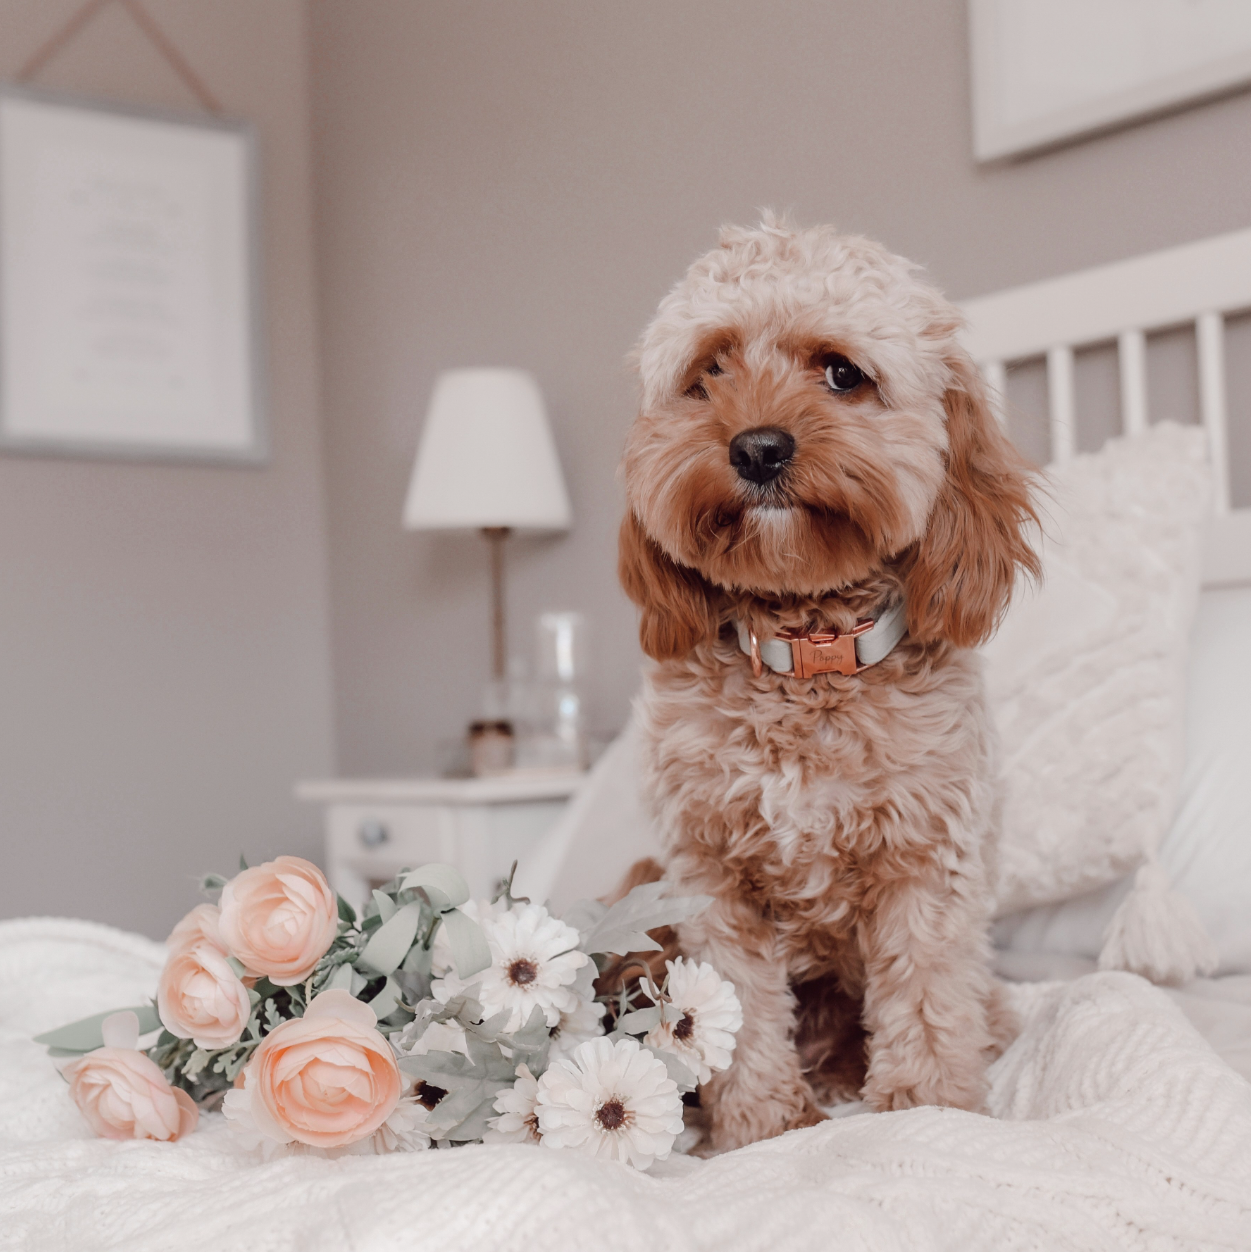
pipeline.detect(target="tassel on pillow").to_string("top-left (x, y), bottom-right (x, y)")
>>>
top-left (1098, 858), bottom-right (1218, 986)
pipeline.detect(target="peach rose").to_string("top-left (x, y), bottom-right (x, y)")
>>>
top-left (158, 942), bottom-right (252, 1049)
top-left (63, 1012), bottom-right (198, 1142)
top-left (218, 856), bottom-right (338, 986)
top-left (244, 989), bottom-right (400, 1147)
top-left (166, 903), bottom-right (226, 955)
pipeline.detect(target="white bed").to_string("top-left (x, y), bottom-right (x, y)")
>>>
top-left (4, 234), bottom-right (1251, 1251)
top-left (2, 917), bottom-right (1250, 1251)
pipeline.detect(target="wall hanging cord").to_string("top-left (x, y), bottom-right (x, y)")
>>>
top-left (15, 0), bottom-right (224, 115)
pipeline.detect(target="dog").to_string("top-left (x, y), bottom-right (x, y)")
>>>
top-left (617, 215), bottom-right (1038, 1152)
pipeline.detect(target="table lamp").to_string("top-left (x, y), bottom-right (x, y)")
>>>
top-left (403, 368), bottom-right (573, 705)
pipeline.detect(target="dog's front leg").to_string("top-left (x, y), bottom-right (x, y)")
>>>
top-left (856, 865), bottom-right (996, 1113)
top-left (679, 892), bottom-right (825, 1151)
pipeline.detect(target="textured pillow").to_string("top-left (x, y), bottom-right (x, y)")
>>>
top-left (982, 421), bottom-right (1215, 981)
top-left (994, 585), bottom-right (1251, 977)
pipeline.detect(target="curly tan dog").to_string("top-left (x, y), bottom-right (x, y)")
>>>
top-left (618, 216), bottom-right (1038, 1152)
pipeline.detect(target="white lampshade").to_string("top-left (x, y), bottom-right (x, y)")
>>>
top-left (403, 368), bottom-right (573, 531)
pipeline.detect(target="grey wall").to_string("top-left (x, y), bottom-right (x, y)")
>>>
top-left (0, 0), bottom-right (336, 937)
top-left (2, 0), bottom-right (1246, 937)
top-left (308, 0), bottom-right (1251, 775)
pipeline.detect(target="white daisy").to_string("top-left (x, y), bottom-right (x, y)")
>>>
top-left (366, 1092), bottom-right (434, 1155)
top-left (485, 1063), bottom-right (541, 1144)
top-left (548, 994), bottom-right (607, 1063)
top-left (535, 1036), bottom-right (684, 1171)
top-left (434, 903), bottom-right (587, 1033)
top-left (642, 958), bottom-right (742, 1085)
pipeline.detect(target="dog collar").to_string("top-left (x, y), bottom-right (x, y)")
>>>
top-left (735, 598), bottom-right (908, 679)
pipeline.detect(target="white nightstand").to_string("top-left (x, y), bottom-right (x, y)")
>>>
top-left (295, 773), bottom-right (585, 908)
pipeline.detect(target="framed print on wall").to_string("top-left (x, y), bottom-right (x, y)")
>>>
top-left (970, 0), bottom-right (1251, 161)
top-left (0, 85), bottom-right (266, 463)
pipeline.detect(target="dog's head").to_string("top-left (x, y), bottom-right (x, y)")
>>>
top-left (619, 216), bottom-right (1038, 661)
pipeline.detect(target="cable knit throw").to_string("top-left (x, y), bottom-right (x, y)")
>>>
top-left (2, 917), bottom-right (1250, 1250)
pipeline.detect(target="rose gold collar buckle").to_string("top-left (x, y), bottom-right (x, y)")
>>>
top-left (777, 620), bottom-right (874, 679)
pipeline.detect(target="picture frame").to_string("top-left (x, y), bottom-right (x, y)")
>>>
top-left (0, 84), bottom-right (266, 463)
top-left (969, 0), bottom-right (1251, 162)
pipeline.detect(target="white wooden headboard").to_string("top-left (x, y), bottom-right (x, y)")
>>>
top-left (959, 228), bottom-right (1251, 588)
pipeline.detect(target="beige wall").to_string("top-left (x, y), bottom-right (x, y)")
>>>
top-left (0, 0), bottom-right (336, 937)
top-left (308, 0), bottom-right (1251, 775)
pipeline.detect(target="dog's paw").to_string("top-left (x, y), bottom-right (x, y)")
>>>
top-left (706, 1084), bottom-right (827, 1153)
top-left (861, 1054), bottom-right (989, 1114)
top-left (984, 981), bottom-right (1021, 1061)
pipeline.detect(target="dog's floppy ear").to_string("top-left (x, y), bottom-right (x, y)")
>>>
top-left (903, 352), bottom-right (1039, 648)
top-left (618, 510), bottom-right (720, 660)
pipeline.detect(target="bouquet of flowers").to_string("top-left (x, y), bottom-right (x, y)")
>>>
top-left (38, 855), bottom-right (742, 1171)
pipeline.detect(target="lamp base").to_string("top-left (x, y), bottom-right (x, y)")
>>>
top-left (481, 526), bottom-right (511, 684)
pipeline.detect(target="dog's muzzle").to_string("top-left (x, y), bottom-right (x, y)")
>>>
top-left (736, 599), bottom-right (908, 678)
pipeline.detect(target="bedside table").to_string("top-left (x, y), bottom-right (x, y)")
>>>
top-left (295, 773), bottom-right (585, 908)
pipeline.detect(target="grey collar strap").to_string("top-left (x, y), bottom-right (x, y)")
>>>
top-left (735, 598), bottom-right (908, 679)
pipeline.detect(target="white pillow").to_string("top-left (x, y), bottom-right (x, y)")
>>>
top-left (514, 716), bottom-right (664, 912)
top-left (995, 584), bottom-right (1251, 976)
top-left (982, 421), bottom-right (1216, 983)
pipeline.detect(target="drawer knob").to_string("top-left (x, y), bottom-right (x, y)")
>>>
top-left (358, 820), bottom-right (390, 849)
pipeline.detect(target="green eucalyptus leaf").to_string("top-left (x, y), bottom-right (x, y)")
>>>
top-left (504, 1005), bottom-right (553, 1074)
top-left (400, 940), bottom-right (432, 976)
top-left (439, 907), bottom-right (491, 978)
top-left (616, 1006), bottom-right (662, 1035)
top-left (185, 1048), bottom-right (212, 1079)
top-left (223, 1045), bottom-right (257, 1081)
top-left (226, 956), bottom-right (247, 979)
top-left (569, 958), bottom-right (597, 1002)
top-left (464, 1032), bottom-right (522, 1082)
top-left (398, 1048), bottom-right (477, 1087)
top-left (580, 882), bottom-right (712, 957)
top-left (463, 1008), bottom-right (512, 1044)
top-left (560, 897), bottom-right (607, 937)
top-left (441, 1093), bottom-right (505, 1142)
top-left (415, 884), bottom-right (454, 915)
top-left (324, 963), bottom-right (355, 992)
top-left (648, 1046), bottom-right (698, 1093)
top-left (336, 894), bottom-right (357, 925)
top-left (399, 994), bottom-right (483, 1060)
top-left (35, 1005), bottom-right (162, 1054)
top-left (399, 864), bottom-right (470, 910)
top-left (239, 854), bottom-right (249, 872)
top-left (371, 890), bottom-right (397, 924)
top-left (357, 901), bottom-right (422, 977)
top-left (200, 873), bottom-right (228, 893)
top-left (425, 1078), bottom-right (510, 1137)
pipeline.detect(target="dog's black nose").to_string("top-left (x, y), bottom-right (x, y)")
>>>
top-left (728, 427), bottom-right (795, 485)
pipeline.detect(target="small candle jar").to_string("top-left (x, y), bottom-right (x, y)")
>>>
top-left (468, 719), bottom-right (514, 776)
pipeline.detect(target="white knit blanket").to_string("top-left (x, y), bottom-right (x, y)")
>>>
top-left (2, 918), bottom-right (1249, 1251)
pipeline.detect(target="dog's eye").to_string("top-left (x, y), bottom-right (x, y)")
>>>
top-left (823, 356), bottom-right (865, 393)
top-left (684, 360), bottom-right (723, 400)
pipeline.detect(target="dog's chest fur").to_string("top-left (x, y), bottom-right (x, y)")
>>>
top-left (638, 629), bottom-right (997, 974)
